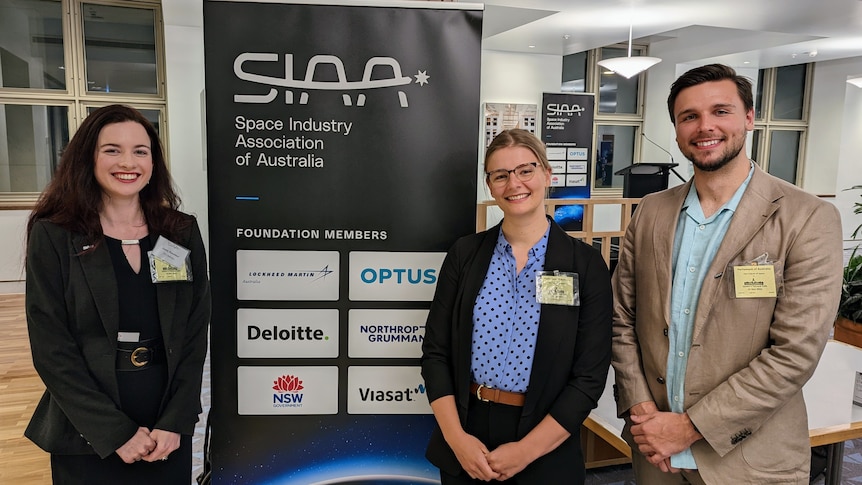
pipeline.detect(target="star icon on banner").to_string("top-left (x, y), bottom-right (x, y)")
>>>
top-left (414, 70), bottom-right (430, 86)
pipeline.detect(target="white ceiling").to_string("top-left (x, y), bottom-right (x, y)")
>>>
top-left (480, 0), bottom-right (862, 69)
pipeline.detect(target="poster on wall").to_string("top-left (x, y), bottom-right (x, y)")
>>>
top-left (541, 93), bottom-right (595, 230)
top-left (483, 103), bottom-right (537, 147)
top-left (203, 1), bottom-right (482, 483)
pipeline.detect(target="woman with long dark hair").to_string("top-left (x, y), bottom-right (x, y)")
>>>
top-left (24, 104), bottom-right (211, 484)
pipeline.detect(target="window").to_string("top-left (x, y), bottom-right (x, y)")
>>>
top-left (562, 45), bottom-right (650, 194)
top-left (0, 0), bottom-right (166, 208)
top-left (751, 64), bottom-right (812, 185)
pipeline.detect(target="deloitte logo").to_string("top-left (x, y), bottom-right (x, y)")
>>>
top-left (248, 324), bottom-right (328, 341)
top-left (272, 374), bottom-right (305, 407)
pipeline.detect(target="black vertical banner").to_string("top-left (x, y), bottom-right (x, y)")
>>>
top-left (541, 93), bottom-right (595, 230)
top-left (203, 1), bottom-right (481, 483)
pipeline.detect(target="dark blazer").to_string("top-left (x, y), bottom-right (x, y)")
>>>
top-left (24, 214), bottom-right (211, 459)
top-left (421, 220), bottom-right (612, 482)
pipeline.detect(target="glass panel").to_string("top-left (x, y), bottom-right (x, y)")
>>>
top-left (598, 47), bottom-right (639, 114)
top-left (82, 3), bottom-right (157, 94)
top-left (86, 105), bottom-right (161, 137)
top-left (767, 130), bottom-right (801, 183)
top-left (561, 52), bottom-right (587, 92)
top-left (773, 64), bottom-right (806, 120)
top-left (754, 69), bottom-right (765, 120)
top-left (594, 125), bottom-right (636, 190)
top-left (0, 104), bottom-right (68, 192)
top-left (0, 0), bottom-right (65, 90)
top-left (751, 128), bottom-right (762, 165)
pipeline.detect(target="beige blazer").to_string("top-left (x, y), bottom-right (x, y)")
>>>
top-left (612, 165), bottom-right (843, 484)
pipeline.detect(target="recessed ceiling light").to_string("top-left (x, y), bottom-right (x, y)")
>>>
top-left (528, 45), bottom-right (535, 48)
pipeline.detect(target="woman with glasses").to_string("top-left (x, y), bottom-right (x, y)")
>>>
top-left (421, 129), bottom-right (613, 484)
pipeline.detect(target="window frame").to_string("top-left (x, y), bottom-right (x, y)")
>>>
top-left (0, 0), bottom-right (167, 209)
top-left (751, 63), bottom-right (813, 185)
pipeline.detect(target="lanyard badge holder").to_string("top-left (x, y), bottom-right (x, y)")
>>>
top-left (148, 236), bottom-right (193, 283)
top-left (729, 252), bottom-right (782, 298)
top-left (536, 270), bottom-right (580, 306)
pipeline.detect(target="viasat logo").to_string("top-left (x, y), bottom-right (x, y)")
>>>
top-left (358, 382), bottom-right (426, 402)
top-left (272, 374), bottom-right (305, 407)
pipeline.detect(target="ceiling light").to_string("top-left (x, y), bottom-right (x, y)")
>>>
top-left (848, 76), bottom-right (862, 88)
top-left (597, 24), bottom-right (661, 79)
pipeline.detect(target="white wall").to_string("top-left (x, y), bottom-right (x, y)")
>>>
top-left (479, 50), bottom-right (562, 227)
top-left (2, 5), bottom-right (860, 286)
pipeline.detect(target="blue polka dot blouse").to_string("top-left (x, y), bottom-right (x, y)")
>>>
top-left (470, 225), bottom-right (549, 393)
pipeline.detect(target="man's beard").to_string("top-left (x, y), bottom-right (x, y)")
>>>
top-left (683, 137), bottom-right (745, 172)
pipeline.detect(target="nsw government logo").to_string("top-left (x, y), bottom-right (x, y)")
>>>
top-left (273, 374), bottom-right (305, 408)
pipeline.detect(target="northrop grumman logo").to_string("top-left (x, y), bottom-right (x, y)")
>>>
top-left (234, 53), bottom-right (430, 107)
top-left (545, 103), bottom-right (586, 116)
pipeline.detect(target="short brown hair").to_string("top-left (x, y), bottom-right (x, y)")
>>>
top-left (667, 64), bottom-right (754, 124)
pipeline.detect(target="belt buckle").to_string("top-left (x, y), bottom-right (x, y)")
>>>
top-left (476, 384), bottom-right (490, 402)
top-left (130, 347), bottom-right (150, 367)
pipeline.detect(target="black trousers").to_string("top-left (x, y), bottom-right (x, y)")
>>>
top-left (440, 396), bottom-right (523, 485)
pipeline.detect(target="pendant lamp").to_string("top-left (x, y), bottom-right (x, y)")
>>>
top-left (597, 24), bottom-right (661, 79)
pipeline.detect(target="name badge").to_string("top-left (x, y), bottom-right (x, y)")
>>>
top-left (536, 271), bottom-right (580, 306)
top-left (148, 236), bottom-right (193, 283)
top-left (117, 331), bottom-right (140, 343)
top-left (733, 264), bottom-right (777, 298)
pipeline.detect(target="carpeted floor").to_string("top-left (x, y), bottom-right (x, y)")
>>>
top-left (585, 439), bottom-right (862, 485)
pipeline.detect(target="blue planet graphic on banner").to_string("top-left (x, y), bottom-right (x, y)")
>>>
top-left (307, 476), bottom-right (439, 484)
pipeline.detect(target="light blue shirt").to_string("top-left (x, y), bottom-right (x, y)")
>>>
top-left (470, 225), bottom-right (549, 393)
top-left (667, 164), bottom-right (754, 469)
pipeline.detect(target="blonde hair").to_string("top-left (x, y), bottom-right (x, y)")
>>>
top-left (484, 129), bottom-right (550, 172)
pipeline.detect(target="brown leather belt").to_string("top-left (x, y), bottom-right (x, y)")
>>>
top-left (470, 382), bottom-right (526, 407)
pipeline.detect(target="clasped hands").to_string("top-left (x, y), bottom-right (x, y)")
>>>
top-left (450, 432), bottom-right (535, 481)
top-left (628, 401), bottom-right (702, 473)
top-left (115, 427), bottom-right (181, 464)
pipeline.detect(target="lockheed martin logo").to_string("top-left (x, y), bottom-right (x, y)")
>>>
top-left (234, 53), bottom-right (430, 107)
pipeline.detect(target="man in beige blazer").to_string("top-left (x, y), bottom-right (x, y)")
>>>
top-left (612, 64), bottom-right (843, 484)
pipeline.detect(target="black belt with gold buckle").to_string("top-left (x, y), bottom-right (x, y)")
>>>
top-left (116, 339), bottom-right (165, 371)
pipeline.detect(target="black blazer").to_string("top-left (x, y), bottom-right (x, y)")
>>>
top-left (24, 214), bottom-right (211, 459)
top-left (420, 220), bottom-right (612, 482)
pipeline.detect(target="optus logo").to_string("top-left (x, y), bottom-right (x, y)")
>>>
top-left (273, 374), bottom-right (304, 407)
top-left (359, 268), bottom-right (437, 284)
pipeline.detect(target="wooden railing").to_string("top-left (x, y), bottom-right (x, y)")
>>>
top-left (476, 198), bottom-right (641, 266)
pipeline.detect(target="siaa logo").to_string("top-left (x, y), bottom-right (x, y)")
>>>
top-left (234, 52), bottom-right (430, 107)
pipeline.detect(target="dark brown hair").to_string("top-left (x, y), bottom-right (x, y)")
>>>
top-left (27, 104), bottom-right (187, 247)
top-left (484, 129), bottom-right (551, 172)
top-left (667, 64), bottom-right (754, 124)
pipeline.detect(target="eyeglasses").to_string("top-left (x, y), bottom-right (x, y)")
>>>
top-left (485, 162), bottom-right (539, 187)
